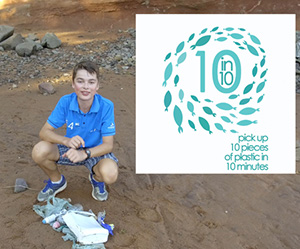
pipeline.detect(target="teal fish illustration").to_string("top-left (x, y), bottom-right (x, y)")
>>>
top-left (199, 28), bottom-right (208, 35)
top-left (187, 33), bottom-right (195, 43)
top-left (216, 32), bottom-right (223, 35)
top-left (175, 41), bottom-right (184, 56)
top-left (257, 94), bottom-right (265, 103)
top-left (164, 91), bottom-right (172, 111)
top-left (239, 107), bottom-right (260, 115)
top-left (179, 89), bottom-right (184, 102)
top-left (215, 37), bottom-right (227, 42)
top-left (239, 28), bottom-right (246, 31)
top-left (204, 99), bottom-right (213, 103)
top-left (215, 123), bottom-right (226, 133)
top-left (238, 46), bottom-right (246, 50)
top-left (190, 35), bottom-right (211, 50)
top-left (173, 105), bottom-right (183, 133)
top-left (230, 130), bottom-right (238, 133)
top-left (230, 113), bottom-right (237, 118)
top-left (259, 47), bottom-right (265, 53)
top-left (248, 33), bottom-right (261, 45)
top-left (191, 95), bottom-right (200, 103)
top-left (256, 79), bottom-right (266, 93)
top-left (203, 106), bottom-right (216, 117)
top-left (224, 27), bottom-right (234, 31)
top-left (174, 75), bottom-right (179, 87)
top-left (260, 55), bottom-right (266, 67)
top-left (164, 52), bottom-right (171, 62)
top-left (237, 120), bottom-right (257, 126)
top-left (252, 64), bottom-right (258, 77)
top-left (229, 94), bottom-right (239, 99)
top-left (162, 62), bottom-right (172, 87)
top-left (216, 102), bottom-right (236, 111)
top-left (243, 41), bottom-right (259, 56)
top-left (228, 33), bottom-right (243, 39)
top-left (176, 52), bottom-right (187, 66)
top-left (234, 41), bottom-right (241, 46)
top-left (210, 26), bottom-right (219, 32)
top-left (260, 68), bottom-right (268, 78)
top-left (221, 116), bottom-right (233, 124)
top-left (243, 81), bottom-right (255, 94)
top-left (198, 116), bottom-right (213, 134)
top-left (187, 101), bottom-right (195, 116)
top-left (239, 97), bottom-right (252, 105)
top-left (188, 120), bottom-right (196, 131)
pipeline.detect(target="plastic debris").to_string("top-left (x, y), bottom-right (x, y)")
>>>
top-left (14, 178), bottom-right (28, 193)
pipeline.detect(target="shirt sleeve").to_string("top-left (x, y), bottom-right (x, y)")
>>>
top-left (47, 97), bottom-right (66, 129)
top-left (101, 101), bottom-right (116, 136)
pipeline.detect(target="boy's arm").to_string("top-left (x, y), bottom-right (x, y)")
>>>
top-left (39, 122), bottom-right (85, 149)
top-left (89, 135), bottom-right (114, 158)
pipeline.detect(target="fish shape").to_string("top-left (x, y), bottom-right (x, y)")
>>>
top-left (187, 101), bottom-right (195, 116)
top-left (239, 97), bottom-right (252, 105)
top-left (260, 55), bottom-right (266, 67)
top-left (260, 68), bottom-right (268, 78)
top-left (190, 35), bottom-right (211, 50)
top-left (238, 46), bottom-right (246, 50)
top-left (248, 33), bottom-right (261, 45)
top-left (256, 79), bottom-right (266, 93)
top-left (191, 95), bottom-right (200, 103)
top-left (162, 62), bottom-right (172, 87)
top-left (164, 90), bottom-right (172, 111)
top-left (228, 33), bottom-right (244, 39)
top-left (234, 41), bottom-right (241, 46)
top-left (221, 116), bottom-right (233, 124)
top-left (198, 116), bottom-right (213, 134)
top-left (188, 120), bottom-right (196, 131)
top-left (239, 107), bottom-right (260, 115)
top-left (257, 94), bottom-right (265, 103)
top-left (230, 130), bottom-right (238, 133)
top-left (173, 105), bottom-right (183, 133)
top-left (187, 33), bottom-right (195, 43)
top-left (164, 52), bottom-right (171, 62)
top-left (224, 27), bottom-right (234, 31)
top-left (203, 106), bottom-right (216, 117)
top-left (230, 113), bottom-right (237, 118)
top-left (229, 94), bottom-right (239, 99)
top-left (179, 89), bottom-right (184, 102)
top-left (216, 102), bottom-right (236, 111)
top-left (239, 28), bottom-right (246, 31)
top-left (243, 81), bottom-right (255, 94)
top-left (204, 99), bottom-right (213, 103)
top-left (175, 41), bottom-right (184, 56)
top-left (210, 27), bottom-right (219, 32)
top-left (252, 64), bottom-right (258, 77)
top-left (259, 47), bottom-right (265, 53)
top-left (215, 37), bottom-right (227, 42)
top-left (174, 75), bottom-right (179, 87)
top-left (176, 52), bottom-right (187, 66)
top-left (199, 28), bottom-right (208, 35)
top-left (216, 32), bottom-right (223, 35)
top-left (237, 120), bottom-right (257, 126)
top-left (214, 123), bottom-right (226, 133)
top-left (243, 41), bottom-right (259, 56)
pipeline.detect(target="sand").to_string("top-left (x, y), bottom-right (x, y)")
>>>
top-left (1, 1), bottom-right (300, 248)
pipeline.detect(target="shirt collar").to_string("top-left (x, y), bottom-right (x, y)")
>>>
top-left (69, 93), bottom-right (101, 114)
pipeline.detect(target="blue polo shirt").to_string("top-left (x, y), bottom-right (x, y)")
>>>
top-left (47, 92), bottom-right (116, 148)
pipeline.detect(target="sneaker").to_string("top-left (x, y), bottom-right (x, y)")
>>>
top-left (89, 174), bottom-right (108, 201)
top-left (37, 175), bottom-right (67, 202)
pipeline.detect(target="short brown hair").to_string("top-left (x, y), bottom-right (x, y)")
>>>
top-left (72, 60), bottom-right (100, 82)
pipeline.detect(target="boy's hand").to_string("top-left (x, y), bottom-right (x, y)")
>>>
top-left (62, 148), bottom-right (88, 163)
top-left (65, 135), bottom-right (85, 149)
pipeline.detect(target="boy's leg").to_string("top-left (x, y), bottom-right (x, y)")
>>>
top-left (32, 141), bottom-right (61, 181)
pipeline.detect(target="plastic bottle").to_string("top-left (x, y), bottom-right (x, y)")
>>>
top-left (42, 209), bottom-right (67, 224)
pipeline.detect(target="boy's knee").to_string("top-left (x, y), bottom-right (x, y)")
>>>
top-left (32, 141), bottom-right (55, 163)
top-left (94, 160), bottom-right (118, 184)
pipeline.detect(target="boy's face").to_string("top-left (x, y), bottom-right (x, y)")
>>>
top-left (72, 69), bottom-right (99, 103)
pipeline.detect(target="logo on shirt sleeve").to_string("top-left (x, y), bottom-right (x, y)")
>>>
top-left (108, 123), bottom-right (115, 129)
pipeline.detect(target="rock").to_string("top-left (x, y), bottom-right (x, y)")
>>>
top-left (14, 178), bottom-right (28, 193)
top-left (38, 82), bottom-right (55, 94)
top-left (0, 46), bottom-right (3, 52)
top-left (0, 25), bottom-right (14, 42)
top-left (27, 33), bottom-right (39, 41)
top-left (0, 34), bottom-right (24, 50)
top-left (41, 33), bottom-right (61, 49)
top-left (15, 42), bottom-right (36, 57)
top-left (296, 31), bottom-right (300, 58)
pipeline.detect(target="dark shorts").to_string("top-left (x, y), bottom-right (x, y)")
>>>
top-left (56, 144), bottom-right (118, 173)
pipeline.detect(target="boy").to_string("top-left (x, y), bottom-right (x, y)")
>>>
top-left (32, 60), bottom-right (118, 202)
